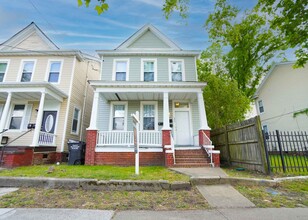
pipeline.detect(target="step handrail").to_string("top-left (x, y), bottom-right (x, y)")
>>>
top-left (202, 131), bottom-right (214, 167)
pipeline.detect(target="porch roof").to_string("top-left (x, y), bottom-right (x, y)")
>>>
top-left (0, 82), bottom-right (68, 102)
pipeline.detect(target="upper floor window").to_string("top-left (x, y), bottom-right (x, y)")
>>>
top-left (0, 62), bottom-right (8, 82)
top-left (21, 61), bottom-right (34, 82)
top-left (71, 107), bottom-right (80, 134)
top-left (169, 59), bottom-right (184, 82)
top-left (48, 61), bottom-right (62, 83)
top-left (9, 105), bottom-right (25, 130)
top-left (141, 59), bottom-right (156, 82)
top-left (113, 59), bottom-right (129, 81)
top-left (258, 100), bottom-right (264, 113)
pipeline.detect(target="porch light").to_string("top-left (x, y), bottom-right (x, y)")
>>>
top-left (1, 136), bottom-right (8, 145)
top-left (175, 102), bottom-right (180, 107)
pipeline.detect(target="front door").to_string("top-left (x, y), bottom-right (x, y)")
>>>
top-left (41, 111), bottom-right (57, 133)
top-left (174, 111), bottom-right (192, 145)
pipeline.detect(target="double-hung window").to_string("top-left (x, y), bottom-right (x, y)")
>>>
top-left (142, 59), bottom-right (156, 82)
top-left (0, 62), bottom-right (8, 82)
top-left (21, 61), bottom-right (34, 82)
top-left (170, 60), bottom-right (184, 82)
top-left (9, 105), bottom-right (25, 130)
top-left (114, 60), bottom-right (128, 81)
top-left (141, 102), bottom-right (157, 131)
top-left (48, 61), bottom-right (61, 83)
top-left (112, 104), bottom-right (126, 130)
top-left (258, 100), bottom-right (264, 113)
top-left (71, 107), bottom-right (80, 134)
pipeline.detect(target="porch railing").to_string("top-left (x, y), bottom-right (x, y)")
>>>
top-left (139, 131), bottom-right (162, 147)
top-left (170, 132), bottom-right (175, 164)
top-left (38, 132), bottom-right (56, 146)
top-left (97, 131), bottom-right (134, 146)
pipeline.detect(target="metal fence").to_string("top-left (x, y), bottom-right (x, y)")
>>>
top-left (263, 130), bottom-right (308, 173)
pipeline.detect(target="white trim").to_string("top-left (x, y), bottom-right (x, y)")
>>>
top-left (172, 100), bottom-right (193, 146)
top-left (140, 58), bottom-right (157, 82)
top-left (45, 59), bottom-right (64, 84)
top-left (140, 101), bottom-right (158, 131)
top-left (112, 58), bottom-right (130, 81)
top-left (194, 56), bottom-right (198, 81)
top-left (109, 101), bottom-right (128, 131)
top-left (61, 56), bottom-right (76, 152)
top-left (175, 146), bottom-right (201, 150)
top-left (258, 99), bottom-right (264, 114)
top-left (17, 59), bottom-right (37, 82)
top-left (71, 106), bottom-right (81, 135)
top-left (95, 147), bottom-right (163, 153)
top-left (43, 101), bottom-right (60, 136)
top-left (97, 50), bottom-right (200, 56)
top-left (6, 102), bottom-right (27, 132)
top-left (0, 59), bottom-right (10, 82)
top-left (168, 59), bottom-right (185, 82)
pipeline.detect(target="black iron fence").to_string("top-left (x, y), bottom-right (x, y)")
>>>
top-left (263, 130), bottom-right (308, 173)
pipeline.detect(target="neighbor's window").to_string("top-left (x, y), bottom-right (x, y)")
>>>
top-left (71, 107), bottom-right (80, 134)
top-left (113, 105), bottom-right (125, 130)
top-left (171, 61), bottom-right (183, 81)
top-left (258, 100), bottom-right (264, 113)
top-left (262, 125), bottom-right (268, 133)
top-left (142, 104), bottom-right (155, 130)
top-left (21, 61), bottom-right (34, 82)
top-left (48, 61), bottom-right (61, 83)
top-left (0, 62), bottom-right (8, 82)
top-left (9, 105), bottom-right (25, 129)
top-left (143, 61), bottom-right (154, 81)
top-left (115, 61), bottom-right (127, 81)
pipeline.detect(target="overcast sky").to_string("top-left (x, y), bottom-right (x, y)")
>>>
top-left (1, 0), bottom-right (260, 54)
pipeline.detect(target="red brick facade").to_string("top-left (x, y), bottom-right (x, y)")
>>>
top-left (213, 153), bottom-right (220, 167)
top-left (199, 129), bottom-right (211, 146)
top-left (85, 130), bottom-right (97, 165)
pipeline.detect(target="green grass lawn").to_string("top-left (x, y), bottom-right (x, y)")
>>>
top-left (236, 179), bottom-right (308, 208)
top-left (269, 155), bottom-right (308, 173)
top-left (0, 165), bottom-right (189, 182)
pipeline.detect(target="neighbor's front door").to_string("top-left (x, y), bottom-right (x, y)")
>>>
top-left (41, 111), bottom-right (57, 133)
top-left (174, 110), bottom-right (192, 146)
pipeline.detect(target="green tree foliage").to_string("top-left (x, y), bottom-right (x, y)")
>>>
top-left (77, 0), bottom-right (108, 15)
top-left (257, 0), bottom-right (308, 67)
top-left (206, 0), bottom-right (286, 99)
top-left (198, 49), bottom-right (251, 129)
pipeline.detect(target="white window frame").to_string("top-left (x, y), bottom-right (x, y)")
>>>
top-left (0, 59), bottom-right (10, 82)
top-left (17, 59), bottom-right (37, 82)
top-left (258, 100), bottom-right (264, 114)
top-left (45, 59), bottom-right (63, 84)
top-left (0, 104), bottom-right (4, 119)
top-left (109, 101), bottom-right (128, 131)
top-left (262, 125), bottom-right (268, 133)
top-left (168, 58), bottom-right (185, 82)
top-left (140, 58), bottom-right (157, 82)
top-left (71, 106), bottom-right (81, 135)
top-left (140, 101), bottom-right (158, 131)
top-left (112, 59), bottom-right (129, 81)
top-left (6, 103), bottom-right (27, 132)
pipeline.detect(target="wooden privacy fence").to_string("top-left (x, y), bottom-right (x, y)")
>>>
top-left (211, 116), bottom-right (268, 173)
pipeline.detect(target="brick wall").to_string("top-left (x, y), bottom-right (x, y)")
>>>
top-left (32, 152), bottom-right (57, 165)
top-left (94, 152), bottom-right (164, 166)
top-left (2, 148), bottom-right (34, 168)
top-left (85, 130), bottom-right (97, 165)
top-left (199, 129), bottom-right (211, 146)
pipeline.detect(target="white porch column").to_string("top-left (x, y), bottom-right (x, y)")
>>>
top-left (197, 91), bottom-right (210, 130)
top-left (88, 91), bottom-right (99, 130)
top-left (32, 92), bottom-right (46, 146)
top-left (162, 92), bottom-right (171, 130)
top-left (0, 92), bottom-right (12, 142)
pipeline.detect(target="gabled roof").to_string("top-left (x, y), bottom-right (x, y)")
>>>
top-left (0, 22), bottom-right (59, 51)
top-left (116, 24), bottom-right (181, 50)
top-left (253, 61), bottom-right (296, 99)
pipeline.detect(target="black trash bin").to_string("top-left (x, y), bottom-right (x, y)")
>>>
top-left (67, 141), bottom-right (86, 165)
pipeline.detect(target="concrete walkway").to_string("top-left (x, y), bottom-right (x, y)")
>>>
top-left (0, 188), bottom-right (19, 197)
top-left (0, 208), bottom-right (308, 220)
top-left (171, 167), bottom-right (255, 208)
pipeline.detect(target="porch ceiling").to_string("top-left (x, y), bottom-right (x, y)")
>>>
top-left (101, 92), bottom-right (197, 101)
top-left (0, 92), bottom-right (58, 101)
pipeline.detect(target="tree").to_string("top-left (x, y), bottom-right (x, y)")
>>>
top-left (205, 0), bottom-right (286, 98)
top-left (257, 0), bottom-right (308, 67)
top-left (77, 0), bottom-right (109, 14)
top-left (198, 49), bottom-right (251, 129)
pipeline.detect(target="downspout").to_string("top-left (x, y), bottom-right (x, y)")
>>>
top-left (80, 60), bottom-right (90, 141)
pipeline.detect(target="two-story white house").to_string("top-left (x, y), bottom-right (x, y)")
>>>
top-left (254, 62), bottom-right (308, 133)
top-left (0, 22), bottom-right (100, 167)
top-left (85, 24), bottom-right (217, 167)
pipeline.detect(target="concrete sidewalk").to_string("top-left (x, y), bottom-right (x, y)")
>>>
top-left (171, 167), bottom-right (228, 178)
top-left (0, 208), bottom-right (308, 220)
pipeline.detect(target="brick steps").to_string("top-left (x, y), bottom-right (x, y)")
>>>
top-left (172, 148), bottom-right (210, 167)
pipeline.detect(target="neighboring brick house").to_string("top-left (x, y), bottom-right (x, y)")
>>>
top-left (85, 24), bottom-right (219, 167)
top-left (254, 62), bottom-right (308, 133)
top-left (0, 22), bottom-right (100, 167)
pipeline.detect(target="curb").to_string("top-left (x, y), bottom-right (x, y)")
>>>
top-left (0, 177), bottom-right (191, 191)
